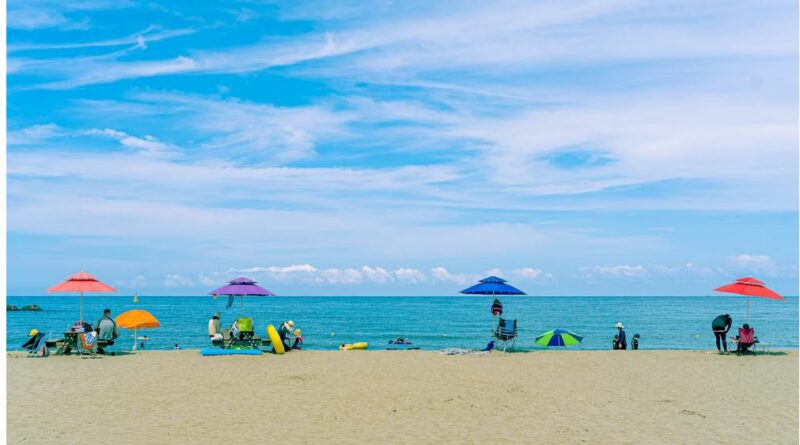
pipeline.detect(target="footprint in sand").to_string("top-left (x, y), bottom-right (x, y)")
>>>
top-left (680, 409), bottom-right (706, 419)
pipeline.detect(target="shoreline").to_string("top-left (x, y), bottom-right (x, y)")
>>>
top-left (8, 350), bottom-right (798, 444)
top-left (8, 347), bottom-right (799, 355)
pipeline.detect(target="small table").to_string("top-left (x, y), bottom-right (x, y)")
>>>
top-left (754, 342), bottom-right (770, 354)
top-left (52, 332), bottom-right (79, 355)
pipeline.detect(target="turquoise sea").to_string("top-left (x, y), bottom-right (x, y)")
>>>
top-left (6, 295), bottom-right (798, 351)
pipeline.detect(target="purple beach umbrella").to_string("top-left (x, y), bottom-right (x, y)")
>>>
top-left (209, 276), bottom-right (275, 313)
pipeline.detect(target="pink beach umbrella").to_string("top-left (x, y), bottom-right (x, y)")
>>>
top-left (48, 271), bottom-right (117, 323)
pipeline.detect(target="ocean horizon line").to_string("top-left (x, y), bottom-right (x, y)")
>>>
top-left (8, 294), bottom-right (800, 298)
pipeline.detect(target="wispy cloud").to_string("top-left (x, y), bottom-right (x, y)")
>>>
top-left (116, 275), bottom-right (146, 289)
top-left (228, 264), bottom-right (429, 285)
top-left (8, 0), bottom-right (134, 30)
top-left (9, 25), bottom-right (198, 52)
top-left (163, 274), bottom-right (194, 288)
top-left (511, 267), bottom-right (552, 281)
top-left (430, 267), bottom-right (479, 285)
top-left (6, 1), bottom-right (798, 295)
top-left (580, 264), bottom-right (648, 279)
top-left (84, 128), bottom-right (176, 155)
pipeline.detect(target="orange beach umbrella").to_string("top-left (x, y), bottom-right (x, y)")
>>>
top-left (115, 309), bottom-right (160, 351)
top-left (115, 309), bottom-right (160, 329)
top-left (48, 271), bottom-right (117, 323)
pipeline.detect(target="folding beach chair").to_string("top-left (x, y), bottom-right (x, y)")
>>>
top-left (77, 332), bottom-right (99, 358)
top-left (230, 317), bottom-right (261, 349)
top-left (22, 332), bottom-right (48, 357)
top-left (493, 318), bottom-right (518, 352)
top-left (735, 327), bottom-right (757, 356)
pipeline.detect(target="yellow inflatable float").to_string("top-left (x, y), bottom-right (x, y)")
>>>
top-left (339, 342), bottom-right (368, 350)
top-left (266, 324), bottom-right (285, 354)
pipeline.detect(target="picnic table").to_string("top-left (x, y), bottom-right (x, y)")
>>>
top-left (46, 332), bottom-right (113, 355)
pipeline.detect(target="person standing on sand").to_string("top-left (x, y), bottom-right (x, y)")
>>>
top-left (615, 322), bottom-right (627, 350)
top-left (711, 314), bottom-right (732, 352)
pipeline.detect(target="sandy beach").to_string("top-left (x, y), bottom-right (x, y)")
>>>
top-left (7, 350), bottom-right (798, 444)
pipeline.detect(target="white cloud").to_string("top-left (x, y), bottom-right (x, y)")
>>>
top-left (320, 268), bottom-right (364, 284)
top-left (116, 275), bottom-right (146, 289)
top-left (227, 264), bottom-right (428, 285)
top-left (163, 274), bottom-right (194, 288)
top-left (7, 124), bottom-right (66, 145)
top-left (85, 128), bottom-right (175, 155)
top-left (394, 268), bottom-right (426, 283)
top-left (431, 266), bottom-right (478, 285)
top-left (725, 254), bottom-right (779, 277)
top-left (361, 266), bottom-right (392, 283)
top-left (580, 264), bottom-right (648, 279)
top-left (512, 267), bottom-right (551, 280)
top-left (9, 26), bottom-right (198, 52)
top-left (11, 2), bottom-right (795, 88)
top-left (8, 0), bottom-right (133, 30)
top-left (197, 274), bottom-right (218, 287)
top-left (648, 262), bottom-right (720, 279)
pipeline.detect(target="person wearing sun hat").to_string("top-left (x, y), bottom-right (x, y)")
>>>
top-left (277, 320), bottom-right (295, 350)
top-left (615, 322), bottom-right (627, 350)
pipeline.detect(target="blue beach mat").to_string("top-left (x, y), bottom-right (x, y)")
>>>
top-left (200, 348), bottom-right (262, 356)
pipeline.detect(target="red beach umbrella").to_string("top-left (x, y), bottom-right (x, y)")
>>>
top-left (714, 277), bottom-right (784, 323)
top-left (48, 271), bottom-right (117, 323)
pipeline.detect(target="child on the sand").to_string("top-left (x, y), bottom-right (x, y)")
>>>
top-left (292, 329), bottom-right (303, 350)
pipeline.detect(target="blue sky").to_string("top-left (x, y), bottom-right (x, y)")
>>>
top-left (7, 0), bottom-right (799, 296)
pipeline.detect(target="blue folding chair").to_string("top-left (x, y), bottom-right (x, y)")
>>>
top-left (493, 318), bottom-right (518, 352)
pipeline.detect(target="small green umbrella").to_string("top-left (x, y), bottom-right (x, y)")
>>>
top-left (535, 329), bottom-right (583, 347)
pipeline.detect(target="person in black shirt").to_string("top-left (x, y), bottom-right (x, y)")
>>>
top-left (711, 314), bottom-right (733, 352)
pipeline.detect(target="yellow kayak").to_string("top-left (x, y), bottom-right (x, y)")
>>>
top-left (339, 342), bottom-right (368, 350)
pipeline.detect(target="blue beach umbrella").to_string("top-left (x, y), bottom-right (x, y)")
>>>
top-left (535, 329), bottom-right (584, 347)
top-left (460, 276), bottom-right (526, 296)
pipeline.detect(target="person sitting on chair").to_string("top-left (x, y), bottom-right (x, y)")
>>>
top-left (95, 309), bottom-right (119, 354)
top-left (735, 323), bottom-right (757, 355)
top-left (208, 313), bottom-right (223, 343)
top-left (612, 334), bottom-right (620, 350)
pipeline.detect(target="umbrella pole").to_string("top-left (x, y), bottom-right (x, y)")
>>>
top-left (746, 296), bottom-right (750, 324)
top-left (133, 328), bottom-right (137, 352)
top-left (80, 291), bottom-right (84, 323)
